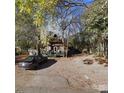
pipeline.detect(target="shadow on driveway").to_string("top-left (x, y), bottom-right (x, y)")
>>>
top-left (32, 59), bottom-right (57, 70)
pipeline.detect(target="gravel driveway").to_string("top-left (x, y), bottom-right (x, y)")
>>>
top-left (16, 55), bottom-right (108, 93)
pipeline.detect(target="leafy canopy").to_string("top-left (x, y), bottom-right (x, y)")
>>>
top-left (16, 0), bottom-right (58, 26)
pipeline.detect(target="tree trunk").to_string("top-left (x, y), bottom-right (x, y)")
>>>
top-left (62, 30), bottom-right (65, 57)
top-left (66, 31), bottom-right (69, 57)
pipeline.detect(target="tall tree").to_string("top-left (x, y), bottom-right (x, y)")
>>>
top-left (15, 0), bottom-right (88, 55)
top-left (70, 0), bottom-right (108, 57)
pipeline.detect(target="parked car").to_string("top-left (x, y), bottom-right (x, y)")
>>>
top-left (18, 55), bottom-right (48, 70)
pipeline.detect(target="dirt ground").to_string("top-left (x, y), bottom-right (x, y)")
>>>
top-left (15, 55), bottom-right (108, 93)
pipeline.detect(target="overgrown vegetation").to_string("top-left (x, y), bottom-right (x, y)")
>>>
top-left (15, 0), bottom-right (87, 55)
top-left (70, 0), bottom-right (108, 58)
top-left (15, 0), bottom-right (108, 58)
